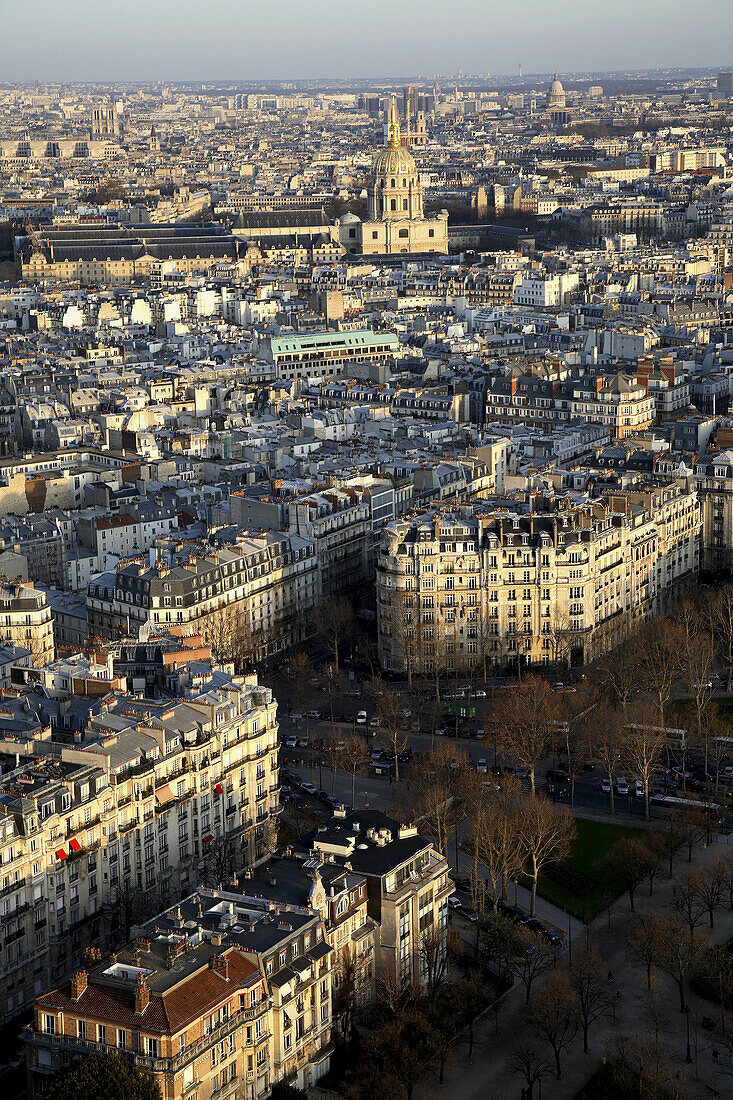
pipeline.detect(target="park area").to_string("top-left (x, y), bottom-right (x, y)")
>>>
top-left (527, 819), bottom-right (646, 920)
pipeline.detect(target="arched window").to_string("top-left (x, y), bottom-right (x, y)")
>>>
top-left (402, 178), bottom-right (406, 187)
top-left (391, 199), bottom-right (397, 211)
top-left (391, 178), bottom-right (396, 188)
top-left (403, 199), bottom-right (408, 210)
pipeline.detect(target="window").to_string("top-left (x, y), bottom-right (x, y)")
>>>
top-left (398, 229), bottom-right (408, 238)
top-left (428, 229), bottom-right (435, 238)
top-left (97, 1024), bottom-right (106, 1044)
top-left (391, 199), bottom-right (396, 211)
top-left (43, 1015), bottom-right (55, 1035)
top-left (77, 1020), bottom-right (86, 1039)
top-left (117, 1029), bottom-right (126, 1050)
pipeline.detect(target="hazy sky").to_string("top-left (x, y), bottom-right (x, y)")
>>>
top-left (4, 0), bottom-right (731, 82)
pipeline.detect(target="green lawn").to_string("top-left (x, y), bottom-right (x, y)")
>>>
top-left (526, 818), bottom-right (645, 921)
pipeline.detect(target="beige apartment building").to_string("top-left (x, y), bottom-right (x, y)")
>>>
top-left (0, 671), bottom-right (279, 1025)
top-left (376, 484), bottom-right (700, 674)
top-left (0, 582), bottom-right (55, 664)
top-left (86, 533), bottom-right (319, 659)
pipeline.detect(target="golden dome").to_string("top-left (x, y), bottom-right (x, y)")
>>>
top-left (372, 95), bottom-right (417, 178)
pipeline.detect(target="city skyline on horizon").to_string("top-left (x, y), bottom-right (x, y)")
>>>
top-left (3, 0), bottom-right (731, 84)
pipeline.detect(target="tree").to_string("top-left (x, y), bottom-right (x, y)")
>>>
top-left (599, 632), bottom-right (641, 720)
top-left (371, 1010), bottom-right (439, 1100)
top-left (622, 709), bottom-right (665, 821)
top-left (677, 598), bottom-right (716, 763)
top-left (511, 927), bottom-right (557, 1004)
top-left (340, 732), bottom-right (370, 807)
top-left (568, 944), bottom-right (610, 1053)
top-left (493, 676), bottom-right (560, 794)
top-left (418, 923), bottom-right (448, 1008)
top-left (605, 837), bottom-right (659, 913)
top-left (453, 968), bottom-right (492, 1058)
top-left (528, 970), bottom-right (577, 1078)
top-left (673, 867), bottom-right (710, 936)
top-left (401, 743), bottom-right (466, 859)
top-left (470, 772), bottom-right (523, 914)
top-left (711, 584), bottom-right (733, 692)
top-left (700, 944), bottom-right (733, 1034)
top-left (202, 833), bottom-right (239, 889)
top-left (627, 910), bottom-right (659, 992)
top-left (692, 856), bottom-right (726, 929)
top-left (334, 943), bottom-right (369, 1037)
top-left (658, 812), bottom-right (687, 876)
top-left (518, 795), bottom-right (575, 917)
top-left (586, 703), bottom-right (625, 816)
top-left (637, 619), bottom-right (681, 726)
top-left (317, 595), bottom-right (354, 670)
top-left (45, 1051), bottom-right (161, 1100)
top-left (291, 651), bottom-right (313, 718)
top-left (721, 849), bottom-right (733, 910)
top-left (377, 687), bottom-right (410, 783)
top-left (677, 805), bottom-right (709, 862)
top-left (509, 1034), bottom-right (552, 1100)
top-left (648, 911), bottom-right (707, 1012)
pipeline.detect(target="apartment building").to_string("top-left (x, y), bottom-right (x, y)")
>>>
top-left (0, 582), bottom-right (55, 664)
top-left (140, 887), bottom-right (334, 1092)
top-left (300, 809), bottom-right (451, 989)
top-left (486, 371), bottom-right (655, 440)
top-left (86, 533), bottom-right (318, 657)
top-left (376, 488), bottom-right (700, 674)
top-left (0, 671), bottom-right (279, 1025)
top-left (695, 449), bottom-right (733, 574)
top-left (27, 939), bottom-right (269, 1100)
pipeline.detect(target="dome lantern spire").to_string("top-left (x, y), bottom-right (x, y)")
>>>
top-left (386, 95), bottom-right (401, 148)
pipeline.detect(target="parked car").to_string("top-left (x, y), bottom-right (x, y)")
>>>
top-left (616, 777), bottom-right (630, 796)
top-left (448, 895), bottom-right (462, 912)
top-left (285, 736), bottom-right (298, 749)
top-left (476, 759), bottom-right (488, 773)
top-left (600, 778), bottom-right (611, 794)
top-left (356, 710), bottom-right (367, 725)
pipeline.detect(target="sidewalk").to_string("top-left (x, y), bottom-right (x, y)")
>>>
top-left (418, 835), bottom-right (733, 1100)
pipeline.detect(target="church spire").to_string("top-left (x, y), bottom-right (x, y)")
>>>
top-left (386, 95), bottom-right (401, 148)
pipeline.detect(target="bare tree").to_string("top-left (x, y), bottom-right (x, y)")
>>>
top-left (637, 619), bottom-right (682, 726)
top-left (419, 923), bottom-right (448, 1008)
top-left (622, 708), bottom-right (666, 821)
top-left (317, 594), bottom-right (354, 670)
top-left (528, 971), bottom-right (578, 1078)
top-left (700, 944), bottom-right (733, 1035)
top-left (568, 944), bottom-right (611, 1053)
top-left (493, 675), bottom-right (560, 794)
top-left (511, 927), bottom-right (557, 1004)
top-left (470, 773), bottom-right (524, 912)
top-left (711, 584), bottom-right (733, 692)
top-left (334, 943), bottom-right (370, 1037)
top-left (509, 1033), bottom-right (552, 1100)
top-left (604, 836), bottom-right (655, 912)
top-left (377, 686), bottom-right (410, 783)
top-left (673, 867), bottom-right (712, 936)
top-left (600, 631), bottom-right (641, 720)
top-left (692, 856), bottom-right (727, 929)
top-left (202, 833), bottom-right (239, 889)
top-left (518, 795), bottom-right (576, 917)
top-left (677, 598), bottom-right (716, 761)
top-left (648, 910), bottom-right (707, 1012)
top-left (340, 731), bottom-right (370, 808)
top-left (627, 910), bottom-right (658, 992)
top-left (586, 703), bottom-right (625, 816)
top-left (401, 743), bottom-right (467, 859)
top-left (453, 968), bottom-right (493, 1058)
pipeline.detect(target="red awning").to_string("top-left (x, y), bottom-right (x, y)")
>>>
top-left (214, 783), bottom-right (223, 795)
top-left (155, 784), bottom-right (175, 806)
top-left (55, 849), bottom-right (67, 860)
top-left (69, 838), bottom-right (82, 853)
top-left (203, 833), bottom-right (214, 843)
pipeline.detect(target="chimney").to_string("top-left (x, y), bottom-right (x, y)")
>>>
top-left (134, 976), bottom-right (150, 1015)
top-left (210, 952), bottom-right (230, 981)
top-left (70, 970), bottom-right (88, 1000)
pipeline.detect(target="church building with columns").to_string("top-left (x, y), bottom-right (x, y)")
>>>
top-left (338, 98), bottom-right (448, 256)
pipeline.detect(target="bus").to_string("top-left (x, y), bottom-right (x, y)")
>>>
top-left (650, 793), bottom-right (723, 826)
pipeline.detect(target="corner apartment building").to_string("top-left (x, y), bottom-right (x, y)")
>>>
top-left (86, 533), bottom-right (318, 657)
top-left (376, 486), bottom-right (700, 674)
top-left (28, 940), bottom-right (269, 1100)
top-left (300, 809), bottom-right (451, 989)
top-left (695, 449), bottom-right (733, 574)
top-left (486, 371), bottom-right (655, 440)
top-left (0, 582), bottom-right (55, 664)
top-left (0, 671), bottom-right (279, 1026)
